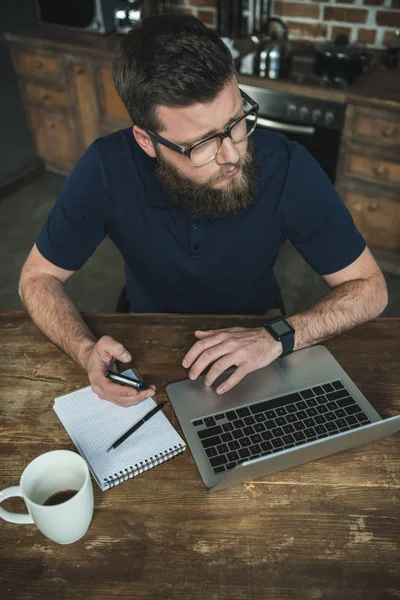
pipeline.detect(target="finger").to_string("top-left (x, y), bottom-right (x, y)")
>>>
top-left (96, 335), bottom-right (132, 363)
top-left (188, 341), bottom-right (235, 380)
top-left (204, 354), bottom-right (239, 387)
top-left (92, 379), bottom-right (156, 406)
top-left (182, 333), bottom-right (228, 368)
top-left (215, 366), bottom-right (250, 395)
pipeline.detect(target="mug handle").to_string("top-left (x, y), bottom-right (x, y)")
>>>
top-left (0, 486), bottom-right (34, 524)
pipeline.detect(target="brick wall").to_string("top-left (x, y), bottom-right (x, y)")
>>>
top-left (172, 0), bottom-right (400, 48)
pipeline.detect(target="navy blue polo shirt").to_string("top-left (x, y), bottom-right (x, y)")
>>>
top-left (36, 127), bottom-right (365, 315)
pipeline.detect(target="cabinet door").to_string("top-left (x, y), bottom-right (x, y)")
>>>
top-left (97, 64), bottom-right (131, 127)
top-left (344, 190), bottom-right (400, 252)
top-left (26, 106), bottom-right (78, 173)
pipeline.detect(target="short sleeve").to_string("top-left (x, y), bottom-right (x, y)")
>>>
top-left (36, 142), bottom-right (108, 271)
top-left (283, 144), bottom-right (366, 275)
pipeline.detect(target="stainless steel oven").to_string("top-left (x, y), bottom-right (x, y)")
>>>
top-left (240, 84), bottom-right (346, 183)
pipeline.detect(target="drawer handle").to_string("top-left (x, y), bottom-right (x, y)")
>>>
top-left (75, 66), bottom-right (85, 75)
top-left (367, 202), bottom-right (379, 212)
top-left (373, 164), bottom-right (389, 179)
top-left (382, 126), bottom-right (398, 139)
top-left (42, 93), bottom-right (50, 103)
top-left (33, 59), bottom-right (43, 69)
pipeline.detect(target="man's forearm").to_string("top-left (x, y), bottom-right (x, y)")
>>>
top-left (19, 274), bottom-right (96, 370)
top-left (287, 276), bottom-right (388, 351)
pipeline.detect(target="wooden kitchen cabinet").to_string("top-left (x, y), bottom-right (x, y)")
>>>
top-left (337, 103), bottom-right (400, 272)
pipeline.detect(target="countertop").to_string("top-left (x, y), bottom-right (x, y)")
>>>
top-left (5, 25), bottom-right (400, 110)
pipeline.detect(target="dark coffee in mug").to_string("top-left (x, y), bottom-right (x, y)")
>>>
top-left (43, 489), bottom-right (78, 506)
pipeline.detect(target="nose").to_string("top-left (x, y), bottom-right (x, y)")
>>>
top-left (215, 136), bottom-right (240, 166)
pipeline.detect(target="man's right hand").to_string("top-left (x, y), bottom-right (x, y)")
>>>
top-left (85, 335), bottom-right (156, 407)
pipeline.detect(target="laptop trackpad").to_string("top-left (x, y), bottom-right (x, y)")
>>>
top-left (187, 361), bottom-right (294, 417)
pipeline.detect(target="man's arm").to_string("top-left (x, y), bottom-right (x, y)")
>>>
top-left (19, 244), bottom-right (155, 405)
top-left (182, 247), bottom-right (388, 394)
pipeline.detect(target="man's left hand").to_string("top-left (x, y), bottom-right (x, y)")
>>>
top-left (182, 327), bottom-right (282, 394)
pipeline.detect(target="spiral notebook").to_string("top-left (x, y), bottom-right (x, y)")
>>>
top-left (54, 370), bottom-right (186, 491)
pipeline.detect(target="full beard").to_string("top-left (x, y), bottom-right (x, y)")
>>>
top-left (154, 136), bottom-right (259, 220)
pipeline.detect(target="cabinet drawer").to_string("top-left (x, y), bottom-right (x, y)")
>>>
top-left (344, 192), bottom-right (400, 252)
top-left (353, 112), bottom-right (400, 147)
top-left (348, 154), bottom-right (400, 187)
top-left (99, 65), bottom-right (130, 122)
top-left (24, 82), bottom-right (70, 111)
top-left (26, 107), bottom-right (77, 169)
top-left (14, 49), bottom-right (63, 81)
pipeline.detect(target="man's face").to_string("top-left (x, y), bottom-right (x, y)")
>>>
top-left (152, 78), bottom-right (258, 219)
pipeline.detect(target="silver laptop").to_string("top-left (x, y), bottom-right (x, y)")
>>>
top-left (166, 345), bottom-right (400, 491)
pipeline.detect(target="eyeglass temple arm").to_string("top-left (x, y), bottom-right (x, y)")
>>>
top-left (147, 130), bottom-right (188, 155)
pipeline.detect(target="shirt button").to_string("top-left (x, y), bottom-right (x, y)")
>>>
top-left (192, 223), bottom-right (200, 230)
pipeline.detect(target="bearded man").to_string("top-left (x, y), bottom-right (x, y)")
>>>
top-left (19, 15), bottom-right (387, 405)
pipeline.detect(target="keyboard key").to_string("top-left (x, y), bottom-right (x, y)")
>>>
top-left (315, 415), bottom-right (327, 424)
top-left (315, 425), bottom-right (327, 435)
top-left (250, 392), bottom-right (302, 414)
top-left (240, 438), bottom-right (252, 447)
top-left (261, 431), bottom-right (273, 441)
top-left (204, 417), bottom-right (216, 426)
top-left (276, 416), bottom-right (287, 426)
top-left (244, 416), bottom-right (256, 425)
top-left (294, 421), bottom-right (305, 431)
top-left (205, 447), bottom-right (218, 458)
top-left (233, 419), bottom-right (245, 429)
top-left (201, 435), bottom-right (221, 448)
top-left (265, 420), bottom-right (276, 429)
top-left (337, 397), bottom-right (357, 408)
top-left (261, 441), bottom-right (272, 452)
top-left (254, 423), bottom-right (266, 432)
top-left (265, 410), bottom-right (276, 420)
top-left (238, 447), bottom-right (251, 458)
top-left (232, 429), bottom-right (244, 440)
top-left (300, 389), bottom-right (314, 400)
top-left (255, 414), bottom-right (266, 422)
top-left (250, 444), bottom-right (262, 455)
top-left (228, 440), bottom-right (240, 451)
top-left (282, 434), bottom-right (295, 445)
top-left (237, 407), bottom-right (251, 418)
top-left (335, 408), bottom-right (346, 418)
top-left (221, 432), bottom-right (233, 442)
top-left (335, 418), bottom-right (347, 430)
top-left (276, 407), bottom-right (287, 416)
top-left (293, 431), bottom-right (306, 442)
top-left (356, 412), bottom-right (371, 423)
top-left (322, 383), bottom-right (334, 393)
top-left (286, 413), bottom-right (297, 423)
top-left (283, 424), bottom-right (295, 434)
top-left (226, 410), bottom-right (237, 421)
top-left (272, 427), bottom-right (284, 437)
top-left (346, 415), bottom-right (358, 426)
top-left (250, 434), bottom-right (263, 444)
top-left (222, 422), bottom-right (234, 432)
top-left (226, 462), bottom-right (237, 470)
top-left (304, 427), bottom-right (316, 438)
top-left (216, 444), bottom-right (229, 454)
top-left (332, 380), bottom-right (345, 390)
top-left (306, 398), bottom-right (318, 407)
top-left (215, 413), bottom-right (225, 420)
top-left (317, 405), bottom-right (328, 414)
top-left (312, 386), bottom-right (324, 396)
top-left (286, 404), bottom-right (297, 413)
top-left (213, 466), bottom-right (225, 473)
top-left (325, 412), bottom-right (336, 421)
top-left (304, 418), bottom-right (315, 428)
top-left (345, 404), bottom-right (362, 415)
top-left (193, 419), bottom-right (203, 426)
top-left (327, 401), bottom-right (338, 411)
top-left (325, 422), bottom-right (338, 432)
top-left (306, 407), bottom-right (318, 417)
top-left (297, 410), bottom-right (307, 420)
top-left (327, 389), bottom-right (350, 402)
top-left (243, 426), bottom-right (255, 436)
top-left (272, 438), bottom-right (284, 448)
top-left (227, 451), bottom-right (239, 461)
top-left (210, 455), bottom-right (227, 467)
top-left (197, 425), bottom-right (223, 439)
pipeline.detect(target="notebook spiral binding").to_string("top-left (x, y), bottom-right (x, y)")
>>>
top-left (104, 443), bottom-right (185, 489)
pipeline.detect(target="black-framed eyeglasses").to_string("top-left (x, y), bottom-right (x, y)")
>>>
top-left (146, 89), bottom-right (259, 167)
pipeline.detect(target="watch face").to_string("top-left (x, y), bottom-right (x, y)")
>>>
top-left (271, 320), bottom-right (293, 336)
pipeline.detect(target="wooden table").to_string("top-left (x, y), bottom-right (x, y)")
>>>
top-left (1, 312), bottom-right (399, 600)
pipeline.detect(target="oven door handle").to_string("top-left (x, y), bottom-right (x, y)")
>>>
top-left (257, 117), bottom-right (316, 136)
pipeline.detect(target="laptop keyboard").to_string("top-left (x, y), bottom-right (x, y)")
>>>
top-left (192, 380), bottom-right (372, 475)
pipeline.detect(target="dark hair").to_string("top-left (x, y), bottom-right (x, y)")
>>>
top-left (112, 14), bottom-right (236, 132)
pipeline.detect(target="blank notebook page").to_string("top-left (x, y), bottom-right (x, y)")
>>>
top-left (54, 370), bottom-right (186, 490)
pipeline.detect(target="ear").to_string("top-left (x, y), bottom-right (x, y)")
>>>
top-left (132, 125), bottom-right (157, 158)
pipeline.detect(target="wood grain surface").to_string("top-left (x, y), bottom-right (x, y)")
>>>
top-left (0, 312), bottom-right (399, 600)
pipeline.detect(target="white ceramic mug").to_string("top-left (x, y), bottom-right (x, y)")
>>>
top-left (0, 450), bottom-right (94, 544)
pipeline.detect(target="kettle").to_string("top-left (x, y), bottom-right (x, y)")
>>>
top-left (252, 18), bottom-right (293, 79)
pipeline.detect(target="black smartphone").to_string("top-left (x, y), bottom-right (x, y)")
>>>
top-left (105, 370), bottom-right (145, 390)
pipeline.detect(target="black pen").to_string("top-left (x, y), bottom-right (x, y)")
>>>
top-left (105, 369), bottom-right (145, 390)
top-left (107, 401), bottom-right (168, 452)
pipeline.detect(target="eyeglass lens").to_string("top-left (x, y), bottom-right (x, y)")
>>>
top-left (190, 110), bottom-right (258, 166)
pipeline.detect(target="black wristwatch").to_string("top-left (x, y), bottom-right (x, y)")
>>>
top-left (264, 316), bottom-right (295, 358)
